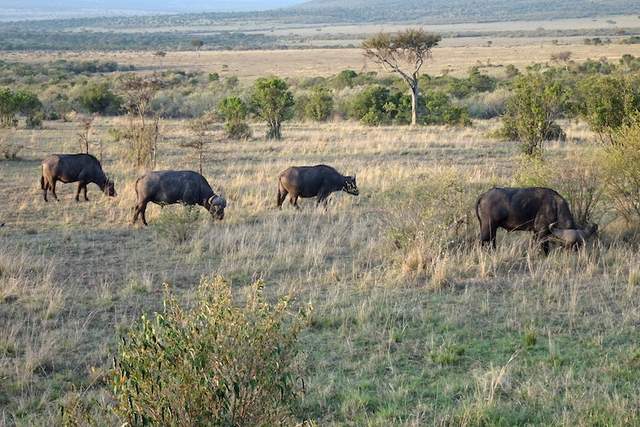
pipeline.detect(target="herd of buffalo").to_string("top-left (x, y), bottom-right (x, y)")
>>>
top-left (39, 153), bottom-right (598, 252)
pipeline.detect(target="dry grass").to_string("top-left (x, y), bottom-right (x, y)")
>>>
top-left (1, 118), bottom-right (639, 425)
top-left (3, 42), bottom-right (640, 80)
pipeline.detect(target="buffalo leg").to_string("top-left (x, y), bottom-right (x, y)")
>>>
top-left (43, 181), bottom-right (48, 202)
top-left (75, 183), bottom-right (82, 202)
top-left (83, 184), bottom-right (89, 201)
top-left (480, 222), bottom-right (497, 249)
top-left (290, 194), bottom-right (300, 210)
top-left (316, 191), bottom-right (329, 209)
top-left (277, 188), bottom-right (288, 209)
top-left (534, 231), bottom-right (551, 255)
top-left (50, 179), bottom-right (59, 201)
top-left (132, 202), bottom-right (148, 225)
top-left (140, 203), bottom-right (149, 226)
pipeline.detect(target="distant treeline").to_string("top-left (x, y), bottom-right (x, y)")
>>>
top-left (1, 28), bottom-right (639, 52)
top-left (0, 31), bottom-right (279, 51)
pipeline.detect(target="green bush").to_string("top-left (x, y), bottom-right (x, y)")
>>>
top-left (75, 82), bottom-right (121, 115)
top-left (423, 91), bottom-right (470, 126)
top-left (251, 77), bottom-right (294, 140)
top-left (218, 96), bottom-right (251, 140)
top-left (25, 110), bottom-right (44, 129)
top-left (112, 276), bottom-right (309, 426)
top-left (152, 205), bottom-right (201, 246)
top-left (0, 87), bottom-right (42, 127)
top-left (304, 87), bottom-right (334, 122)
top-left (601, 116), bottom-right (640, 224)
top-left (350, 85), bottom-right (399, 125)
top-left (578, 75), bottom-right (640, 143)
top-left (502, 73), bottom-right (569, 156)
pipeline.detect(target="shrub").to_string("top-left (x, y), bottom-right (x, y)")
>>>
top-left (386, 168), bottom-right (480, 276)
top-left (502, 73), bottom-right (569, 156)
top-left (0, 137), bottom-right (22, 160)
top-left (349, 85), bottom-right (399, 125)
top-left (601, 116), bottom-right (640, 224)
top-left (152, 204), bottom-right (201, 246)
top-left (578, 75), bottom-right (640, 143)
top-left (461, 89), bottom-right (508, 119)
top-left (112, 276), bottom-right (309, 426)
top-left (75, 82), bottom-right (121, 115)
top-left (251, 77), bottom-right (294, 140)
top-left (25, 110), bottom-right (44, 129)
top-left (0, 87), bottom-right (42, 127)
top-left (423, 91), bottom-right (470, 126)
top-left (304, 87), bottom-right (334, 122)
top-left (218, 96), bottom-right (251, 140)
top-left (226, 122), bottom-right (252, 140)
top-left (332, 69), bottom-right (358, 89)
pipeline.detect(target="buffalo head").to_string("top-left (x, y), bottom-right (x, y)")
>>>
top-left (343, 175), bottom-right (359, 196)
top-left (207, 195), bottom-right (226, 220)
top-left (104, 178), bottom-right (117, 197)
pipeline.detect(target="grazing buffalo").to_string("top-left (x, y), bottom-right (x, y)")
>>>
top-left (277, 164), bottom-right (359, 209)
top-left (41, 154), bottom-right (116, 202)
top-left (476, 187), bottom-right (597, 253)
top-left (133, 170), bottom-right (226, 226)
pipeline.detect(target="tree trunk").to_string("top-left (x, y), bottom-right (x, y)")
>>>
top-left (410, 84), bottom-right (419, 127)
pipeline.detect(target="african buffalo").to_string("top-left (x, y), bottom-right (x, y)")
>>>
top-left (476, 187), bottom-right (597, 253)
top-left (277, 164), bottom-right (359, 209)
top-left (41, 154), bottom-right (116, 202)
top-left (133, 170), bottom-right (226, 226)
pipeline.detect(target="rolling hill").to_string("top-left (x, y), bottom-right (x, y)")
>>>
top-left (291, 0), bottom-right (638, 23)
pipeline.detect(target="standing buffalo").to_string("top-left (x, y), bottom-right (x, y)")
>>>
top-left (133, 170), bottom-right (226, 226)
top-left (41, 154), bottom-right (116, 202)
top-left (476, 187), bottom-right (597, 253)
top-left (277, 164), bottom-right (359, 209)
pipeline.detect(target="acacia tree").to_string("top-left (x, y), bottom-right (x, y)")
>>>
top-left (362, 29), bottom-right (441, 126)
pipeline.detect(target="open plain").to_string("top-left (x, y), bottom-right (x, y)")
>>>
top-left (2, 117), bottom-right (640, 425)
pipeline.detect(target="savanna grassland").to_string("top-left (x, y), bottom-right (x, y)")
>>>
top-left (2, 116), bottom-right (640, 425)
top-left (5, 42), bottom-right (640, 80)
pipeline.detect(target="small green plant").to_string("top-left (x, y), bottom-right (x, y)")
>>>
top-left (218, 96), bottom-right (252, 140)
top-left (523, 329), bottom-right (537, 348)
top-left (152, 205), bottom-right (201, 246)
top-left (430, 342), bottom-right (465, 365)
top-left (112, 276), bottom-right (310, 426)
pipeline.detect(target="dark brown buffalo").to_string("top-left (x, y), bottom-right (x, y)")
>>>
top-left (476, 187), bottom-right (597, 253)
top-left (277, 164), bottom-right (359, 209)
top-left (133, 170), bottom-right (226, 226)
top-left (41, 154), bottom-right (116, 202)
